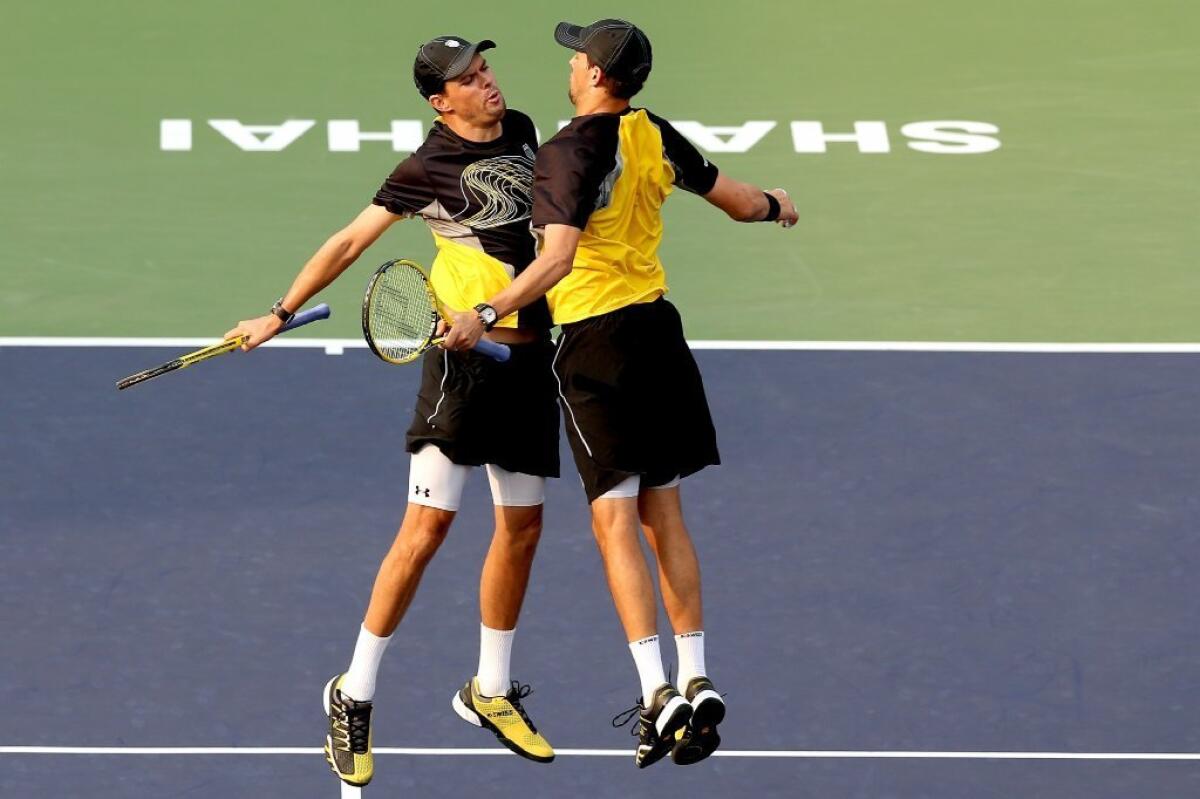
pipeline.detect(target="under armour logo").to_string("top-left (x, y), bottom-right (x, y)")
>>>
top-left (414, 486), bottom-right (431, 497)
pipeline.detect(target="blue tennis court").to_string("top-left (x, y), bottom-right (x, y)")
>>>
top-left (2, 345), bottom-right (1199, 797)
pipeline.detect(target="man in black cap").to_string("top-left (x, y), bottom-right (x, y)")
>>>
top-left (224, 35), bottom-right (558, 788)
top-left (445, 18), bottom-right (798, 769)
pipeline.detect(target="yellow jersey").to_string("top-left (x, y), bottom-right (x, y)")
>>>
top-left (531, 108), bottom-right (719, 325)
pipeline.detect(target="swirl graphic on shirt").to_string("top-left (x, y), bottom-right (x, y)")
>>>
top-left (456, 152), bottom-right (535, 229)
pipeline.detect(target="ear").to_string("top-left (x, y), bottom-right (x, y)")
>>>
top-left (429, 94), bottom-right (452, 114)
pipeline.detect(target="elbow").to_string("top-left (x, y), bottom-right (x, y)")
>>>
top-left (553, 256), bottom-right (574, 281)
top-left (547, 253), bottom-right (574, 283)
top-left (331, 232), bottom-right (363, 262)
top-left (344, 240), bottom-right (367, 262)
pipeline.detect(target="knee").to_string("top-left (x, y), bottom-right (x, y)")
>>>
top-left (497, 510), bottom-right (542, 557)
top-left (395, 529), bottom-right (446, 569)
top-left (590, 510), bottom-right (637, 554)
top-left (390, 515), bottom-right (452, 569)
top-left (512, 520), bottom-right (541, 553)
top-left (507, 530), bottom-right (540, 564)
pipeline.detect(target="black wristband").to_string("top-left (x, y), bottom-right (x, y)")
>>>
top-left (762, 192), bottom-right (781, 222)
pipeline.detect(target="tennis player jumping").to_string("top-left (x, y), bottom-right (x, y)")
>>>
top-left (224, 35), bottom-right (558, 787)
top-left (444, 18), bottom-right (798, 768)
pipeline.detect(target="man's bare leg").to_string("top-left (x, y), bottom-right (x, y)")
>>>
top-left (479, 504), bottom-right (543, 630)
top-left (454, 502), bottom-right (556, 762)
top-left (475, 504), bottom-right (542, 696)
top-left (331, 502), bottom-right (457, 704)
top-left (592, 493), bottom-right (693, 765)
top-left (590, 496), bottom-right (659, 641)
top-left (363, 503), bottom-right (456, 636)
top-left (638, 484), bottom-right (722, 765)
top-left (637, 485), bottom-right (703, 634)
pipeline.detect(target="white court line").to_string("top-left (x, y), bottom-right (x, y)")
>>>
top-left (3, 338), bottom-right (1200, 354)
top-left (2, 747), bottom-right (1199, 760)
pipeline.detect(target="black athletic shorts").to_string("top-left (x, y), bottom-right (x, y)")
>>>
top-left (553, 297), bottom-right (720, 502)
top-left (406, 338), bottom-right (560, 478)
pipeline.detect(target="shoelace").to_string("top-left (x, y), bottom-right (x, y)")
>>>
top-left (612, 663), bottom-right (674, 735)
top-left (611, 701), bottom-right (646, 736)
top-left (342, 699), bottom-right (372, 754)
top-left (504, 681), bottom-right (539, 733)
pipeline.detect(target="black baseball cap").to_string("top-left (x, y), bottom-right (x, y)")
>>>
top-left (553, 19), bottom-right (652, 83)
top-left (413, 35), bottom-right (496, 98)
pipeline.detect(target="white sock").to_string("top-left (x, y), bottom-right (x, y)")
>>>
top-left (476, 624), bottom-right (515, 697)
top-left (341, 625), bottom-right (391, 702)
top-left (675, 630), bottom-right (707, 689)
top-left (628, 634), bottom-right (667, 704)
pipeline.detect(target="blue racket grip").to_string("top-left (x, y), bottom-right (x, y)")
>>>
top-left (281, 303), bottom-right (331, 332)
top-left (474, 337), bottom-right (511, 362)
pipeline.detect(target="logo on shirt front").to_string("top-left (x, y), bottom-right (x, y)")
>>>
top-left (455, 152), bottom-right (535, 229)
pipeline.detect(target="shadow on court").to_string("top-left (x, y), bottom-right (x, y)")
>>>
top-left (2, 347), bottom-right (1198, 798)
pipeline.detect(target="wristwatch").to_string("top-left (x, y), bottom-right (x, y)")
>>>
top-left (270, 299), bottom-right (295, 325)
top-left (474, 303), bottom-right (498, 331)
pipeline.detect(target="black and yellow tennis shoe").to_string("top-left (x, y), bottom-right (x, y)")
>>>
top-left (671, 676), bottom-right (725, 765)
top-left (451, 678), bottom-right (555, 763)
top-left (322, 674), bottom-right (374, 786)
top-left (612, 683), bottom-right (693, 769)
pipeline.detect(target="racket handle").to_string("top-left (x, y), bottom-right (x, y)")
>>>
top-left (282, 303), bottom-right (331, 331)
top-left (474, 338), bottom-right (511, 362)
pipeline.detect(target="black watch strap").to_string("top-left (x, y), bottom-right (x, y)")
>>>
top-left (473, 303), bottom-right (498, 331)
top-left (270, 300), bottom-right (295, 324)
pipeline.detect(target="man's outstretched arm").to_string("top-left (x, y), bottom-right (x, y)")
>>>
top-left (702, 175), bottom-right (799, 226)
top-left (224, 204), bottom-right (401, 349)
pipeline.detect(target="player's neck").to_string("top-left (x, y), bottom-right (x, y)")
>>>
top-left (442, 116), bottom-right (503, 143)
top-left (575, 94), bottom-right (629, 117)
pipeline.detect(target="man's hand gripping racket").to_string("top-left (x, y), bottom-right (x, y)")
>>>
top-left (115, 304), bottom-right (331, 390)
top-left (361, 259), bottom-right (510, 365)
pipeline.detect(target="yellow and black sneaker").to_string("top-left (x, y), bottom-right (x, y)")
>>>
top-left (612, 683), bottom-right (693, 769)
top-left (451, 678), bottom-right (555, 763)
top-left (671, 676), bottom-right (725, 765)
top-left (322, 674), bottom-right (374, 787)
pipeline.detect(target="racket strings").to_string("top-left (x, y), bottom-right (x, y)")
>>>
top-left (368, 266), bottom-right (438, 362)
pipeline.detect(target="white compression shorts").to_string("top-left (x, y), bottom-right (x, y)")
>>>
top-left (596, 474), bottom-right (682, 501)
top-left (408, 444), bottom-right (545, 512)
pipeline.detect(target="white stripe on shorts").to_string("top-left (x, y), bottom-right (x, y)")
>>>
top-left (551, 333), bottom-right (593, 458)
top-left (425, 349), bottom-right (450, 425)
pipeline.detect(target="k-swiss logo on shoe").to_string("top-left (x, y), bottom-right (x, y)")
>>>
top-left (414, 486), bottom-right (430, 497)
top-left (491, 709), bottom-right (515, 717)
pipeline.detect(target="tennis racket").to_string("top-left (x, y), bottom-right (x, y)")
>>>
top-left (115, 303), bottom-right (331, 391)
top-left (361, 259), bottom-right (510, 365)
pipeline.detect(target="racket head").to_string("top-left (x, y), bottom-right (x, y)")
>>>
top-left (361, 259), bottom-right (441, 365)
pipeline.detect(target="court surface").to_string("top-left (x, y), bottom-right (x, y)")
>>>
top-left (3, 344), bottom-right (1198, 798)
top-left (4, 1), bottom-right (1198, 795)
